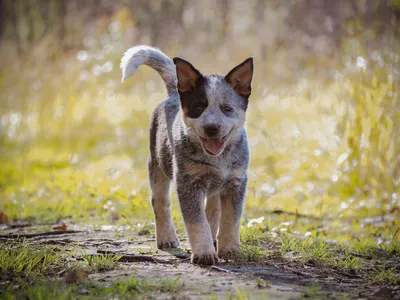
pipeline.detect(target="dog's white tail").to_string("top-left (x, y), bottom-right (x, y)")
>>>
top-left (120, 45), bottom-right (177, 96)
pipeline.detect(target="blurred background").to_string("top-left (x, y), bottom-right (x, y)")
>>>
top-left (0, 1), bottom-right (399, 245)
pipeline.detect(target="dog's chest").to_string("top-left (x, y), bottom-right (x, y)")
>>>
top-left (182, 160), bottom-right (237, 195)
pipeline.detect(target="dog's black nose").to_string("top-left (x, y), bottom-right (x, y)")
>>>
top-left (204, 124), bottom-right (220, 137)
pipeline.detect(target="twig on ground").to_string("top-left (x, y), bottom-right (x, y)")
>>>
top-left (211, 266), bottom-right (232, 273)
top-left (0, 230), bottom-right (83, 239)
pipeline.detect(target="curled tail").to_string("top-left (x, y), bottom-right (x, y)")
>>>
top-left (120, 45), bottom-right (177, 96)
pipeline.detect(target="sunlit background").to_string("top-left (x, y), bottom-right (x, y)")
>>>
top-left (0, 1), bottom-right (399, 246)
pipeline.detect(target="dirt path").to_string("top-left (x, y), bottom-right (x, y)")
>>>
top-left (1, 223), bottom-right (398, 299)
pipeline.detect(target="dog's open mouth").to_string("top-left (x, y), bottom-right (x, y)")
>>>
top-left (200, 135), bottom-right (229, 156)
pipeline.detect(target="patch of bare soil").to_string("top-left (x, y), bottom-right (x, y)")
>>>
top-left (1, 223), bottom-right (399, 299)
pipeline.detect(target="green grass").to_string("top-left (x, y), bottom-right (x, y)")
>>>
top-left (302, 284), bottom-right (323, 299)
top-left (240, 226), bottom-right (267, 245)
top-left (280, 238), bottom-right (332, 265)
top-left (82, 252), bottom-right (122, 272)
top-left (256, 278), bottom-right (271, 289)
top-left (0, 240), bottom-right (75, 278)
top-left (388, 240), bottom-right (400, 256)
top-left (350, 241), bottom-right (381, 257)
top-left (370, 268), bottom-right (400, 286)
top-left (232, 245), bottom-right (269, 263)
top-left (280, 237), bottom-right (362, 272)
top-left (137, 223), bottom-right (154, 236)
top-left (0, 276), bottom-right (183, 300)
top-left (350, 239), bottom-right (400, 258)
top-left (333, 254), bottom-right (360, 272)
top-left (157, 277), bottom-right (184, 293)
top-left (232, 287), bottom-right (253, 300)
top-left (233, 226), bottom-right (270, 263)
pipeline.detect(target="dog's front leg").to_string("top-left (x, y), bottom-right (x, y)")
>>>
top-left (177, 179), bottom-right (218, 265)
top-left (217, 175), bottom-right (247, 259)
top-left (205, 195), bottom-right (221, 249)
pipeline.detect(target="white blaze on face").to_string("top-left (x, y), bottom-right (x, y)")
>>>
top-left (183, 75), bottom-right (247, 155)
top-left (203, 76), bottom-right (246, 136)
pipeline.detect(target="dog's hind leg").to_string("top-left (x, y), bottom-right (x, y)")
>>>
top-left (148, 160), bottom-right (179, 249)
top-left (205, 195), bottom-right (221, 249)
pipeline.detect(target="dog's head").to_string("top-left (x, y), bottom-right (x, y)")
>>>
top-left (172, 57), bottom-right (253, 156)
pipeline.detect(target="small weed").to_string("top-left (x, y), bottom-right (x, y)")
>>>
top-left (280, 237), bottom-right (332, 265)
top-left (158, 277), bottom-right (183, 293)
top-left (240, 226), bottom-right (266, 245)
top-left (370, 268), bottom-right (400, 285)
top-left (306, 241), bottom-right (331, 264)
top-left (256, 278), bottom-right (271, 289)
top-left (1, 283), bottom-right (78, 300)
top-left (351, 241), bottom-right (380, 257)
top-left (302, 283), bottom-right (322, 298)
top-left (99, 276), bottom-right (152, 296)
top-left (333, 254), bottom-right (360, 272)
top-left (388, 240), bottom-right (400, 256)
top-left (96, 276), bottom-right (182, 297)
top-left (233, 287), bottom-right (253, 300)
top-left (0, 240), bottom-right (74, 278)
top-left (232, 245), bottom-right (268, 263)
top-left (280, 237), bottom-right (302, 254)
top-left (138, 223), bottom-right (154, 236)
top-left (82, 252), bottom-right (122, 272)
top-left (1, 276), bottom-right (183, 299)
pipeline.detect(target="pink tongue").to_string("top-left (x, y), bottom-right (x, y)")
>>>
top-left (204, 139), bottom-right (224, 155)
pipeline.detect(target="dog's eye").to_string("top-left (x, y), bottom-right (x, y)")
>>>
top-left (221, 105), bottom-right (233, 113)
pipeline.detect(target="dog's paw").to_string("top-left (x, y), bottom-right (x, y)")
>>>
top-left (157, 232), bottom-right (180, 249)
top-left (218, 244), bottom-right (241, 260)
top-left (191, 251), bottom-right (218, 266)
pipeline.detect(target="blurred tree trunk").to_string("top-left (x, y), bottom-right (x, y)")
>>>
top-left (39, 0), bottom-right (51, 40)
top-left (0, 0), bottom-right (6, 39)
top-left (10, 0), bottom-right (22, 55)
top-left (25, 1), bottom-right (35, 43)
top-left (255, 0), bottom-right (267, 69)
top-left (58, 0), bottom-right (66, 50)
top-left (218, 0), bottom-right (231, 43)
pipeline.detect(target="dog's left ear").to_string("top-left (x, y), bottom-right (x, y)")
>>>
top-left (225, 57), bottom-right (254, 98)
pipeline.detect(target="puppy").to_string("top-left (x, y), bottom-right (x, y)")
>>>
top-left (121, 45), bottom-right (253, 265)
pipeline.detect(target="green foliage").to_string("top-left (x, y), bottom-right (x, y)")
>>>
top-left (1, 284), bottom-right (78, 300)
top-left (1, 276), bottom-right (183, 299)
top-left (280, 238), bottom-right (332, 265)
top-left (0, 240), bottom-right (75, 277)
top-left (240, 226), bottom-right (266, 245)
top-left (302, 284), bottom-right (322, 298)
top-left (333, 254), bottom-right (360, 272)
top-left (370, 268), bottom-right (400, 285)
top-left (388, 240), bottom-right (400, 256)
top-left (82, 252), bottom-right (122, 272)
top-left (350, 241), bottom-right (381, 256)
top-left (333, 59), bottom-right (399, 215)
top-left (232, 287), bottom-right (253, 300)
top-left (157, 277), bottom-right (184, 293)
top-left (256, 278), bottom-right (271, 289)
top-left (138, 223), bottom-right (154, 236)
top-left (232, 245), bottom-right (269, 263)
top-left (280, 237), bottom-right (361, 272)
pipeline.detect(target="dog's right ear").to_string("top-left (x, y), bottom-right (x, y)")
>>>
top-left (173, 57), bottom-right (204, 93)
top-left (225, 57), bottom-right (254, 98)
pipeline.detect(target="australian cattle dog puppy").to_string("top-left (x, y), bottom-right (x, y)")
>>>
top-left (121, 45), bottom-right (253, 265)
